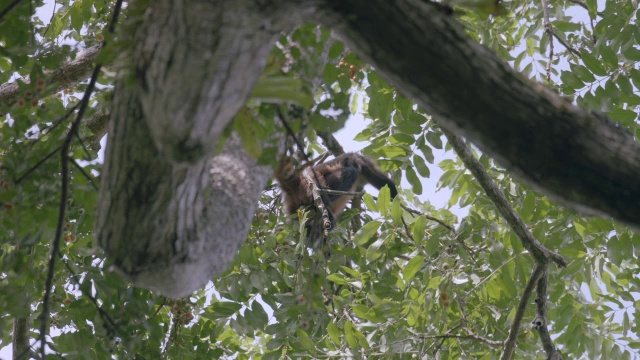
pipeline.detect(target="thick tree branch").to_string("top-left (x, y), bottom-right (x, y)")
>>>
top-left (314, 0), bottom-right (640, 230)
top-left (0, 45), bottom-right (101, 106)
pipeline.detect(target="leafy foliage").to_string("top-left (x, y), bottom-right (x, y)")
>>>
top-left (0, 0), bottom-right (639, 359)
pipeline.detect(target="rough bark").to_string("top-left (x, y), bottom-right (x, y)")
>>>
top-left (95, 0), bottom-right (298, 296)
top-left (128, 1), bottom-right (298, 163)
top-left (0, 45), bottom-right (101, 107)
top-left (313, 0), bottom-right (640, 229)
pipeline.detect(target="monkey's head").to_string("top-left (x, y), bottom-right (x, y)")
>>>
top-left (276, 156), bottom-right (297, 180)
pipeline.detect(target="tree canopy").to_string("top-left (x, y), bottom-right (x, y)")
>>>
top-left (1, 0), bottom-right (639, 359)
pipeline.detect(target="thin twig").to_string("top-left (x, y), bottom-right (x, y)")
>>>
top-left (29, 102), bottom-right (81, 149)
top-left (15, 144), bottom-right (63, 184)
top-left (401, 217), bottom-right (415, 242)
top-left (552, 33), bottom-right (581, 57)
top-left (431, 323), bottom-right (462, 355)
top-left (401, 204), bottom-right (457, 235)
top-left (70, 158), bottom-right (99, 190)
top-left (319, 188), bottom-right (364, 197)
top-left (42, 0), bottom-right (58, 36)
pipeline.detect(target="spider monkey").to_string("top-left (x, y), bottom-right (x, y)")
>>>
top-left (275, 152), bottom-right (398, 229)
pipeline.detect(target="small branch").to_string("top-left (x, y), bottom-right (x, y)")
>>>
top-left (552, 34), bottom-right (581, 57)
top-left (401, 217), bottom-right (415, 242)
top-left (443, 130), bottom-right (566, 268)
top-left (461, 326), bottom-right (505, 347)
top-left (319, 188), bottom-right (364, 197)
top-left (401, 204), bottom-right (457, 236)
top-left (533, 270), bottom-right (564, 359)
top-left (431, 323), bottom-right (462, 355)
top-left (70, 159), bottom-right (99, 190)
top-left (500, 264), bottom-right (546, 360)
top-left (15, 144), bottom-right (63, 184)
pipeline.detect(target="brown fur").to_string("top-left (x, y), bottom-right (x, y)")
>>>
top-left (275, 153), bottom-right (397, 227)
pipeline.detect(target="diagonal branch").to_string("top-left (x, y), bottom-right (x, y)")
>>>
top-left (444, 130), bottom-right (566, 268)
top-left (501, 264), bottom-right (546, 360)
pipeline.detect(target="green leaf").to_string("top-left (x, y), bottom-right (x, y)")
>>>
top-left (203, 302), bottom-right (242, 319)
top-left (412, 216), bottom-right (427, 242)
top-left (607, 236), bottom-right (624, 264)
top-left (405, 167), bottom-right (423, 195)
top-left (363, 193), bottom-right (376, 212)
top-left (622, 47), bottom-right (640, 61)
top-left (327, 322), bottom-right (341, 345)
top-left (582, 52), bottom-right (607, 76)
top-left (328, 41), bottom-right (344, 59)
top-left (344, 321), bottom-right (358, 349)
top-left (388, 133), bottom-right (415, 145)
top-left (353, 221), bottom-right (382, 246)
top-left (250, 301), bottom-right (268, 327)
top-left (391, 197), bottom-right (403, 226)
top-left (377, 185), bottom-right (390, 215)
top-left (263, 350), bottom-right (284, 360)
top-left (425, 131), bottom-right (443, 149)
top-left (606, 108), bottom-right (637, 126)
top-left (376, 145), bottom-right (409, 158)
top-left (326, 273), bottom-right (349, 285)
top-left (586, 0), bottom-right (597, 18)
top-left (419, 142), bottom-right (435, 163)
top-left (70, 5), bottom-right (83, 33)
top-left (251, 76), bottom-right (312, 107)
top-left (599, 45), bottom-right (618, 69)
top-left (296, 328), bottom-right (315, 351)
top-left (403, 255), bottom-right (424, 283)
top-left (571, 64), bottom-right (596, 83)
top-left (233, 110), bottom-right (262, 159)
top-left (521, 191), bottom-right (536, 222)
top-left (413, 154), bottom-right (430, 178)
top-left (560, 71), bottom-right (585, 89)
top-left (617, 76), bottom-right (633, 96)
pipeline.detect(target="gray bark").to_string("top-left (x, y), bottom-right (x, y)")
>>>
top-left (95, 0), bottom-right (298, 296)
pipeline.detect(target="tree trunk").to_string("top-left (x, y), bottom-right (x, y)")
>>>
top-left (95, 0), bottom-right (297, 296)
